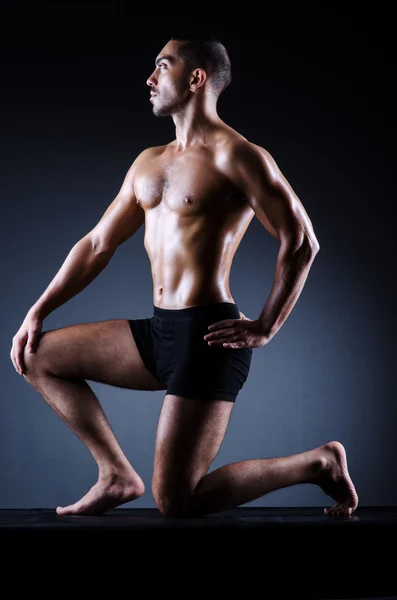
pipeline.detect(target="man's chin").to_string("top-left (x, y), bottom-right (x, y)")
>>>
top-left (153, 107), bottom-right (170, 117)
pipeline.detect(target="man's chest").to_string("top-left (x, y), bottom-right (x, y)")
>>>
top-left (134, 154), bottom-right (239, 214)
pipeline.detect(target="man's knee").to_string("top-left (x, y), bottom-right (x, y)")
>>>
top-left (152, 480), bottom-right (195, 518)
top-left (22, 331), bottom-right (48, 377)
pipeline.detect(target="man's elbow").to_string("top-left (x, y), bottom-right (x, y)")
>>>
top-left (284, 231), bottom-right (320, 257)
top-left (307, 235), bottom-right (320, 256)
top-left (291, 235), bottom-right (320, 263)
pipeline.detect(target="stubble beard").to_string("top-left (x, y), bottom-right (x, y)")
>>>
top-left (152, 89), bottom-right (190, 117)
top-left (152, 96), bottom-right (177, 117)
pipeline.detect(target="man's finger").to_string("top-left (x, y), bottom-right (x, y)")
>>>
top-left (223, 341), bottom-right (245, 348)
top-left (204, 327), bottom-right (233, 340)
top-left (207, 333), bottom-right (241, 345)
top-left (208, 319), bottom-right (235, 331)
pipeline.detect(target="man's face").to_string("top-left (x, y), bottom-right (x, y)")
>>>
top-left (146, 41), bottom-right (191, 116)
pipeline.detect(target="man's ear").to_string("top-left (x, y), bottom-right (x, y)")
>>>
top-left (190, 68), bottom-right (206, 91)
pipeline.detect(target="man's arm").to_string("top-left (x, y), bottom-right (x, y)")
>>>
top-left (30, 158), bottom-right (145, 319)
top-left (226, 140), bottom-right (320, 340)
top-left (88, 160), bottom-right (145, 254)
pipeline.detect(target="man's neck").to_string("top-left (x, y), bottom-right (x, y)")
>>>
top-left (172, 105), bottom-right (222, 151)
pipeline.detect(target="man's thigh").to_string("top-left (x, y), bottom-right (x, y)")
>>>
top-left (152, 393), bottom-right (234, 514)
top-left (24, 318), bottom-right (166, 391)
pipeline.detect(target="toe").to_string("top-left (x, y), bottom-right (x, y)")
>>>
top-left (324, 503), bottom-right (336, 516)
top-left (337, 505), bottom-right (350, 516)
top-left (56, 505), bottom-right (72, 515)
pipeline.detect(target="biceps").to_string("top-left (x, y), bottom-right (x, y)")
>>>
top-left (238, 146), bottom-right (315, 248)
top-left (90, 194), bottom-right (145, 252)
top-left (250, 178), bottom-right (311, 249)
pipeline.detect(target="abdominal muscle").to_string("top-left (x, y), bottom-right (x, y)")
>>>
top-left (152, 260), bottom-right (234, 310)
top-left (144, 205), bottom-right (253, 310)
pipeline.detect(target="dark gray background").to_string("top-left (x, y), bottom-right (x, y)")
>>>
top-left (1, 6), bottom-right (394, 510)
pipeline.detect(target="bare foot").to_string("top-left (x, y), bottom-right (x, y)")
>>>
top-left (315, 441), bottom-right (359, 516)
top-left (56, 471), bottom-right (145, 516)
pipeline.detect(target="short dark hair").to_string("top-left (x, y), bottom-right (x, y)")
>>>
top-left (170, 34), bottom-right (232, 96)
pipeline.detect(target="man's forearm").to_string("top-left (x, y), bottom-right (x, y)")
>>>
top-left (30, 237), bottom-right (115, 319)
top-left (258, 240), bottom-right (319, 341)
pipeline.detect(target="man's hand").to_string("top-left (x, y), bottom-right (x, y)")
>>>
top-left (204, 312), bottom-right (268, 349)
top-left (11, 310), bottom-right (44, 375)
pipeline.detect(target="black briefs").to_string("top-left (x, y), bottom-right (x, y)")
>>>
top-left (128, 302), bottom-right (253, 402)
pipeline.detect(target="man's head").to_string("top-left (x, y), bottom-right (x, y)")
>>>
top-left (147, 34), bottom-right (231, 117)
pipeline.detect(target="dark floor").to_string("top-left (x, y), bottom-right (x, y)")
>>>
top-left (1, 506), bottom-right (396, 598)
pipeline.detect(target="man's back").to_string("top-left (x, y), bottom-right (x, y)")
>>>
top-left (134, 124), bottom-right (256, 309)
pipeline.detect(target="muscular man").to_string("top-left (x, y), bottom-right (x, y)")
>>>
top-left (10, 34), bottom-right (358, 517)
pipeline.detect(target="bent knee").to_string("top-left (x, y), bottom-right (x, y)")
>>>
top-left (155, 496), bottom-right (192, 518)
top-left (152, 484), bottom-right (194, 518)
top-left (23, 331), bottom-right (49, 376)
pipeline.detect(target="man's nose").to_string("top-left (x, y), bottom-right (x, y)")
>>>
top-left (147, 73), bottom-right (157, 87)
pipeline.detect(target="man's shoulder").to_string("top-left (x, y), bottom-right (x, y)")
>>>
top-left (128, 144), bottom-right (170, 175)
top-left (135, 144), bottom-right (169, 161)
top-left (223, 134), bottom-right (270, 162)
top-left (217, 130), bottom-right (272, 176)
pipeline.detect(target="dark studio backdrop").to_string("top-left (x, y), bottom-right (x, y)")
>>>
top-left (1, 5), bottom-right (394, 510)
